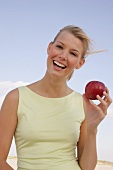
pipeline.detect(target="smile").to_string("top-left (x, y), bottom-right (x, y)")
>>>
top-left (53, 60), bottom-right (66, 69)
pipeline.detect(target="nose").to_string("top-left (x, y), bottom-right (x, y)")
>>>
top-left (59, 50), bottom-right (68, 60)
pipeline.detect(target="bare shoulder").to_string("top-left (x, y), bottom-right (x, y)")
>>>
top-left (0, 88), bottom-right (19, 160)
top-left (0, 88), bottom-right (19, 136)
top-left (5, 88), bottom-right (19, 99)
top-left (1, 88), bottom-right (19, 112)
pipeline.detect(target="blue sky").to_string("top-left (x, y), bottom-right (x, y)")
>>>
top-left (0, 0), bottom-right (113, 162)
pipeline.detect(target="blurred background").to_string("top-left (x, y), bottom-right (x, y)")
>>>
top-left (0, 0), bottom-right (113, 162)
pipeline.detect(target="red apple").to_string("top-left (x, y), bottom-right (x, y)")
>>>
top-left (85, 81), bottom-right (106, 100)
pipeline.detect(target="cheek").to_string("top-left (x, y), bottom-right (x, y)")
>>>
top-left (68, 58), bottom-right (78, 68)
top-left (47, 49), bottom-right (56, 66)
top-left (48, 48), bottom-right (57, 59)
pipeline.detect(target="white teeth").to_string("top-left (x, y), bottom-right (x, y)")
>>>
top-left (53, 60), bottom-right (66, 68)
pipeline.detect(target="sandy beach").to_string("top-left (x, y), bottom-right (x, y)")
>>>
top-left (95, 161), bottom-right (113, 170)
top-left (7, 157), bottom-right (113, 170)
top-left (95, 165), bottom-right (113, 170)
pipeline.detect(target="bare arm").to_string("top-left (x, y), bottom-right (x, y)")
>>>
top-left (77, 88), bottom-right (112, 170)
top-left (0, 89), bottom-right (18, 170)
top-left (77, 119), bottom-right (97, 170)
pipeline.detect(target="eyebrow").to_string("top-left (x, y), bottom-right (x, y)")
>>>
top-left (56, 41), bottom-right (80, 54)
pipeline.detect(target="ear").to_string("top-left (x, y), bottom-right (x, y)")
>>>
top-left (75, 59), bottom-right (85, 69)
top-left (47, 42), bottom-right (53, 54)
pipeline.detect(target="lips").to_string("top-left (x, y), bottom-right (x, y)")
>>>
top-left (53, 60), bottom-right (66, 69)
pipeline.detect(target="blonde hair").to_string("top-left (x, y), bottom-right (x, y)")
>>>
top-left (53, 25), bottom-right (92, 80)
top-left (54, 25), bottom-right (92, 58)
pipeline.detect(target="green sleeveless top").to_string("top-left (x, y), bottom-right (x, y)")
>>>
top-left (14, 86), bottom-right (85, 170)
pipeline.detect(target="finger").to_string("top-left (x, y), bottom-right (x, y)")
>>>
top-left (97, 93), bottom-right (112, 116)
top-left (105, 87), bottom-right (109, 94)
top-left (103, 91), bottom-right (112, 106)
top-left (96, 95), bottom-right (107, 106)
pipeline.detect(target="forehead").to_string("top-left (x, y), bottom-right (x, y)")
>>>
top-left (55, 31), bottom-right (84, 52)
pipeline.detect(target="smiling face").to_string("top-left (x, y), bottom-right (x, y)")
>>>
top-left (46, 31), bottom-right (85, 80)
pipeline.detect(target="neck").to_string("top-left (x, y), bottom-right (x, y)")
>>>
top-left (37, 72), bottom-right (71, 97)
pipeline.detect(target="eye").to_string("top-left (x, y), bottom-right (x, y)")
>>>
top-left (70, 52), bottom-right (77, 56)
top-left (56, 45), bottom-right (63, 49)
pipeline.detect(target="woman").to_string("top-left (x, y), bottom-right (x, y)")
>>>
top-left (0, 25), bottom-right (112, 170)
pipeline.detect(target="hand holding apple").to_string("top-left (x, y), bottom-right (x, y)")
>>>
top-left (85, 81), bottom-right (106, 100)
top-left (83, 81), bottom-right (112, 132)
